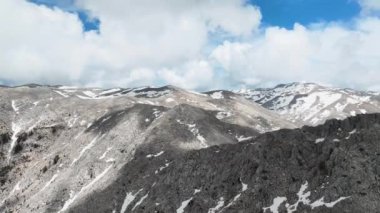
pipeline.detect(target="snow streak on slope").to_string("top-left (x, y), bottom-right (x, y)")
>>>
top-left (58, 165), bottom-right (113, 213)
top-left (7, 123), bottom-right (22, 163)
top-left (176, 119), bottom-right (208, 148)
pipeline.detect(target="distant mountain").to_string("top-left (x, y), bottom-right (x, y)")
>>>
top-left (236, 82), bottom-right (380, 126)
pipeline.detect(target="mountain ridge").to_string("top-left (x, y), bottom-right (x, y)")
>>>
top-left (0, 83), bottom-right (379, 212)
top-left (235, 82), bottom-right (380, 126)
top-left (69, 112), bottom-right (380, 213)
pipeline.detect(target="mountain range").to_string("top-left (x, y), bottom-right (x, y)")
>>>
top-left (0, 82), bottom-right (379, 213)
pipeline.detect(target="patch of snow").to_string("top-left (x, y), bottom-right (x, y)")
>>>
top-left (263, 197), bottom-right (287, 213)
top-left (208, 197), bottom-right (225, 213)
top-left (106, 158), bottom-right (115, 163)
top-left (79, 120), bottom-right (87, 126)
top-left (10, 181), bottom-right (21, 194)
top-left (67, 115), bottom-right (79, 128)
top-left (99, 88), bottom-right (121, 95)
top-left (264, 181), bottom-right (350, 213)
top-left (71, 135), bottom-right (101, 166)
top-left (176, 120), bottom-right (208, 148)
top-left (236, 135), bottom-right (253, 142)
top-left (40, 172), bottom-right (59, 192)
top-left (132, 193), bottom-right (149, 210)
top-left (120, 189), bottom-right (142, 213)
top-left (11, 100), bottom-right (19, 114)
top-left (99, 147), bottom-right (112, 160)
top-left (315, 138), bottom-right (325, 144)
top-left (177, 197), bottom-right (193, 213)
top-left (59, 86), bottom-right (78, 90)
top-left (101, 116), bottom-right (112, 123)
top-left (165, 98), bottom-right (175, 103)
top-left (210, 91), bottom-right (224, 99)
top-left (83, 91), bottom-right (98, 98)
top-left (54, 90), bottom-right (69, 98)
top-left (334, 103), bottom-right (347, 112)
top-left (146, 151), bottom-right (164, 158)
top-left (220, 178), bottom-right (248, 211)
top-left (7, 123), bottom-right (22, 163)
top-left (185, 98), bottom-right (197, 103)
top-left (333, 139), bottom-right (340, 142)
top-left (241, 181), bottom-right (248, 192)
top-left (58, 165), bottom-right (112, 213)
top-left (188, 124), bottom-right (207, 147)
top-left (194, 189), bottom-right (201, 194)
top-left (145, 100), bottom-right (155, 105)
top-left (130, 88), bottom-right (171, 98)
top-left (222, 193), bottom-right (241, 211)
top-left (346, 129), bottom-right (357, 139)
top-left (155, 162), bottom-right (171, 174)
top-left (153, 108), bottom-right (162, 118)
top-left (310, 196), bottom-right (350, 209)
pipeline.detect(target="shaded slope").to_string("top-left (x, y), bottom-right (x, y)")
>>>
top-left (71, 113), bottom-right (380, 213)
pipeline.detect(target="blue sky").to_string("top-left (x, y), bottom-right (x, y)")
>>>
top-left (250, 0), bottom-right (361, 28)
top-left (29, 0), bottom-right (100, 32)
top-left (30, 0), bottom-right (362, 31)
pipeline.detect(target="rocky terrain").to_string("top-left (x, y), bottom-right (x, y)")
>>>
top-left (71, 113), bottom-right (380, 213)
top-left (0, 84), bottom-right (292, 213)
top-left (236, 82), bottom-right (380, 126)
top-left (0, 84), bottom-right (379, 213)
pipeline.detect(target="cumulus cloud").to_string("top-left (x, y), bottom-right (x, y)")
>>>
top-left (0, 0), bottom-right (92, 85)
top-left (211, 17), bottom-right (380, 90)
top-left (0, 0), bottom-right (261, 89)
top-left (359, 0), bottom-right (380, 13)
top-left (0, 0), bottom-right (380, 91)
top-left (159, 60), bottom-right (215, 90)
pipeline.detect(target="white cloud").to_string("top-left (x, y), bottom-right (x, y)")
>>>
top-left (0, 0), bottom-right (92, 84)
top-left (0, 0), bottom-right (261, 89)
top-left (211, 18), bottom-right (380, 90)
top-left (0, 0), bottom-right (380, 91)
top-left (359, 0), bottom-right (380, 13)
top-left (159, 60), bottom-right (214, 90)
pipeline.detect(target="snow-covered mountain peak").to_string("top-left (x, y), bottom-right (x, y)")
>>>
top-left (236, 82), bottom-right (380, 125)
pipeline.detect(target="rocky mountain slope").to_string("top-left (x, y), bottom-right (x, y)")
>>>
top-left (1, 84), bottom-right (379, 213)
top-left (0, 85), bottom-right (293, 213)
top-left (47, 113), bottom-right (380, 213)
top-left (236, 82), bottom-right (380, 126)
